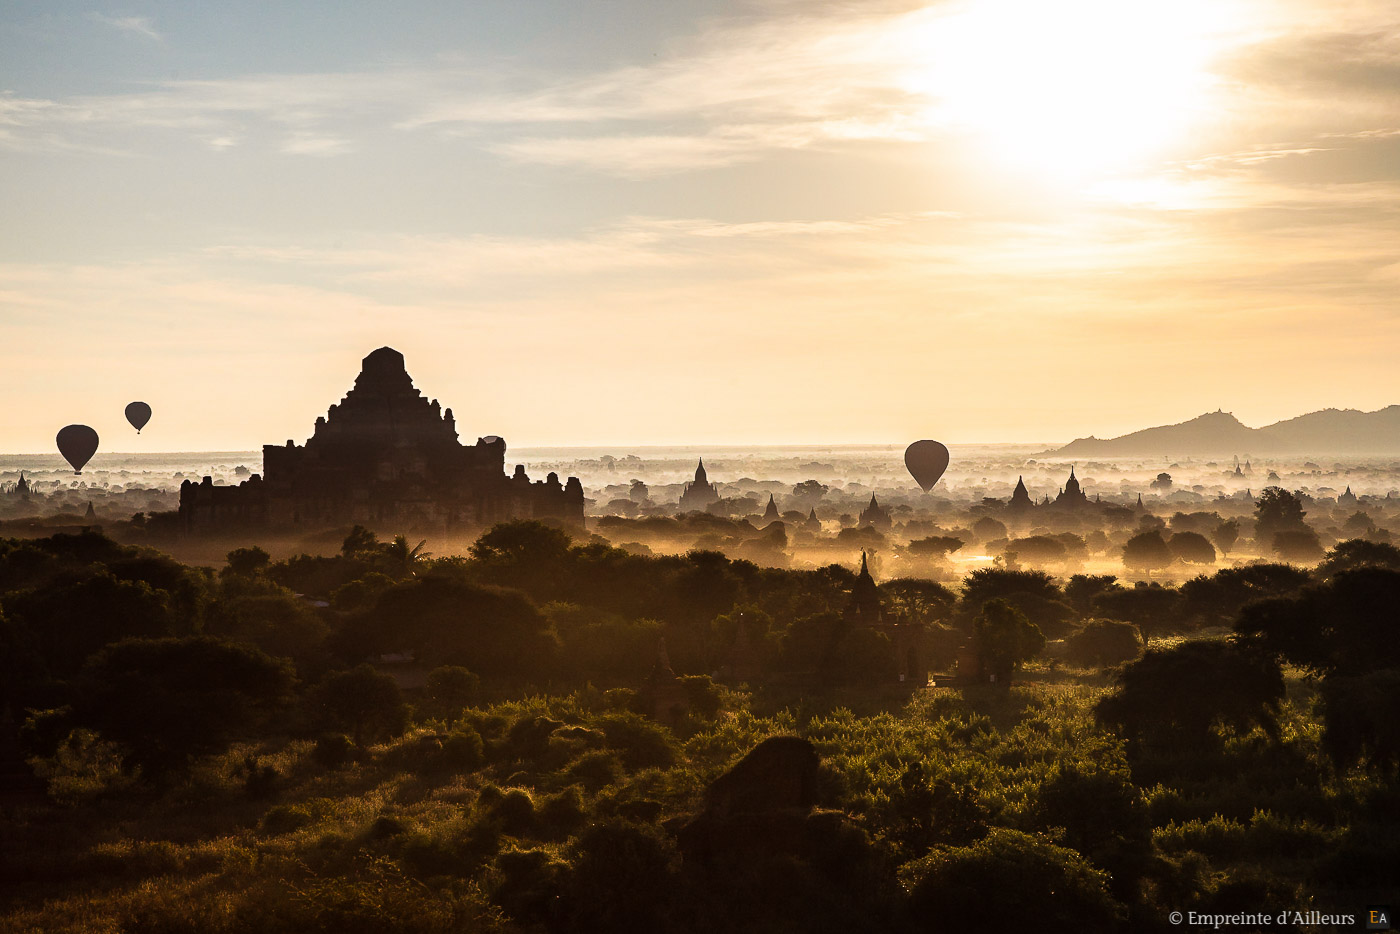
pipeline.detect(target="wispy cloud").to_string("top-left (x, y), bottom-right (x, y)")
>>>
top-left (0, 5), bottom-right (934, 167)
top-left (279, 133), bottom-right (352, 156)
top-left (89, 13), bottom-right (163, 42)
top-left (0, 0), bottom-right (1389, 191)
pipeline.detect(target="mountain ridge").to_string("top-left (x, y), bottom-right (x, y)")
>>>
top-left (1052, 406), bottom-right (1400, 456)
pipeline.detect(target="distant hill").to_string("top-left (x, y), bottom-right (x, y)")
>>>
top-left (1052, 406), bottom-right (1400, 456)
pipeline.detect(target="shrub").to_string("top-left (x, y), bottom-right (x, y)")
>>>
top-left (310, 663), bottom-right (406, 747)
top-left (262, 804), bottom-right (316, 835)
top-left (537, 786), bottom-right (588, 837)
top-left (679, 674), bottom-right (723, 719)
top-left (312, 733), bottom-right (355, 769)
top-left (437, 728), bottom-right (486, 772)
top-left (1066, 620), bottom-right (1142, 668)
top-left (566, 750), bottom-right (625, 791)
top-left (597, 713), bottom-right (678, 770)
top-left (904, 828), bottom-right (1121, 934)
top-left (424, 665), bottom-right (481, 719)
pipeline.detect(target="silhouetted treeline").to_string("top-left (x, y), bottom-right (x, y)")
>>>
top-left (1, 524), bottom-right (1398, 932)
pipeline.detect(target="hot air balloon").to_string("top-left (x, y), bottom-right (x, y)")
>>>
top-left (125, 401), bottom-right (152, 434)
top-left (904, 440), bottom-right (950, 492)
top-left (57, 425), bottom-right (99, 475)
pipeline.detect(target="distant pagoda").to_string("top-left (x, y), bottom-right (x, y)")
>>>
top-left (679, 458), bottom-right (720, 511)
top-left (858, 494), bottom-right (891, 529)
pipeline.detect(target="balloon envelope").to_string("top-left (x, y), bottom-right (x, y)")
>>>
top-left (904, 440), bottom-right (950, 492)
top-left (125, 401), bottom-right (152, 433)
top-left (57, 424), bottom-right (99, 474)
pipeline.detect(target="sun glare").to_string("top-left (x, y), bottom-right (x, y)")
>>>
top-left (903, 0), bottom-right (1238, 182)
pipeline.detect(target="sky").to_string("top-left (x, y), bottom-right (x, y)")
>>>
top-left (2, 0), bottom-right (1398, 451)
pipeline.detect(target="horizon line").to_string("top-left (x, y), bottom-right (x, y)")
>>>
top-left (0, 440), bottom-right (1068, 458)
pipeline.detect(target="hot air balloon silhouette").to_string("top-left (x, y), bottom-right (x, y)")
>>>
top-left (125, 401), bottom-right (152, 434)
top-left (57, 425), bottom-right (99, 475)
top-left (904, 440), bottom-right (950, 492)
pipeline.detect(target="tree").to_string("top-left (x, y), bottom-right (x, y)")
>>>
top-left (224, 546), bottom-right (271, 578)
top-left (1095, 641), bottom-right (1284, 753)
top-left (971, 517), bottom-right (1008, 542)
top-left (341, 525), bottom-right (379, 557)
top-left (1170, 511), bottom-right (1221, 535)
top-left (73, 636), bottom-right (292, 777)
top-left (382, 535), bottom-right (431, 577)
top-left (1150, 472), bottom-right (1173, 491)
top-left (1005, 536), bottom-right (1068, 565)
top-left (1091, 584), bottom-right (1182, 641)
top-left (423, 666), bottom-right (481, 719)
top-left (906, 536), bottom-right (965, 559)
top-left (1067, 620), bottom-right (1143, 667)
top-left (1064, 575), bottom-right (1120, 616)
top-left (881, 579), bottom-right (957, 623)
top-left (564, 820), bottom-right (679, 932)
top-left (1234, 568), bottom-right (1400, 678)
top-left (957, 568), bottom-right (1072, 637)
top-left (836, 526), bottom-right (885, 547)
top-left (790, 479), bottom-right (828, 502)
top-left (1254, 487), bottom-right (1307, 545)
top-left (6, 569), bottom-right (183, 678)
top-left (1271, 528), bottom-right (1323, 564)
top-left (973, 599), bottom-right (1045, 682)
top-left (1026, 764), bottom-right (1151, 899)
top-left (960, 568), bottom-right (1060, 611)
top-left (832, 626), bottom-right (898, 683)
top-left (348, 577), bottom-right (559, 677)
top-left (1211, 519), bottom-right (1240, 555)
top-left (310, 663), bottom-right (406, 747)
top-left (1179, 564), bottom-right (1311, 626)
top-left (1168, 531), bottom-right (1217, 565)
top-left (1318, 538), bottom-right (1400, 576)
top-left (204, 591), bottom-right (330, 666)
top-left (469, 521), bottom-right (574, 598)
top-left (471, 520), bottom-right (572, 566)
top-left (1121, 530), bottom-right (1173, 576)
top-left (1319, 668), bottom-right (1400, 775)
top-left (1342, 511), bottom-right (1375, 536)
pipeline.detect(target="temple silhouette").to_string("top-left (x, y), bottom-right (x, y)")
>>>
top-left (679, 458), bottom-right (719, 511)
top-left (178, 347), bottom-right (584, 534)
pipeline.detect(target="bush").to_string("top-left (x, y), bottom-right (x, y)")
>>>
top-left (973, 599), bottom-right (1045, 681)
top-left (424, 665), bottom-right (480, 719)
top-left (312, 733), bottom-right (355, 769)
top-left (566, 750), bottom-right (625, 791)
top-left (484, 788), bottom-right (536, 836)
top-left (310, 663), bottom-right (407, 747)
top-left (596, 713), bottom-right (678, 770)
top-left (679, 674), bottom-right (723, 718)
top-left (904, 828), bottom-right (1121, 934)
top-left (1096, 641), bottom-right (1285, 753)
top-left (73, 635), bottom-right (293, 778)
top-left (563, 819), bottom-right (679, 931)
top-left (537, 786), bottom-right (588, 837)
top-left (437, 728), bottom-right (486, 772)
top-left (262, 803), bottom-right (317, 835)
top-left (1066, 620), bottom-right (1142, 667)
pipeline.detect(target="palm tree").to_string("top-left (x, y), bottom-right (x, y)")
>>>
top-left (383, 535), bottom-right (432, 576)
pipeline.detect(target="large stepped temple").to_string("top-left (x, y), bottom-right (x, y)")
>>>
top-left (179, 347), bottom-right (585, 534)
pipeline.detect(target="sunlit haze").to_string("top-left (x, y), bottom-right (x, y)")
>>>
top-left (3, 0), bottom-right (1398, 451)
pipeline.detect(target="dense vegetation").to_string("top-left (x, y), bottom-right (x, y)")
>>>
top-left (1, 523), bottom-right (1397, 932)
